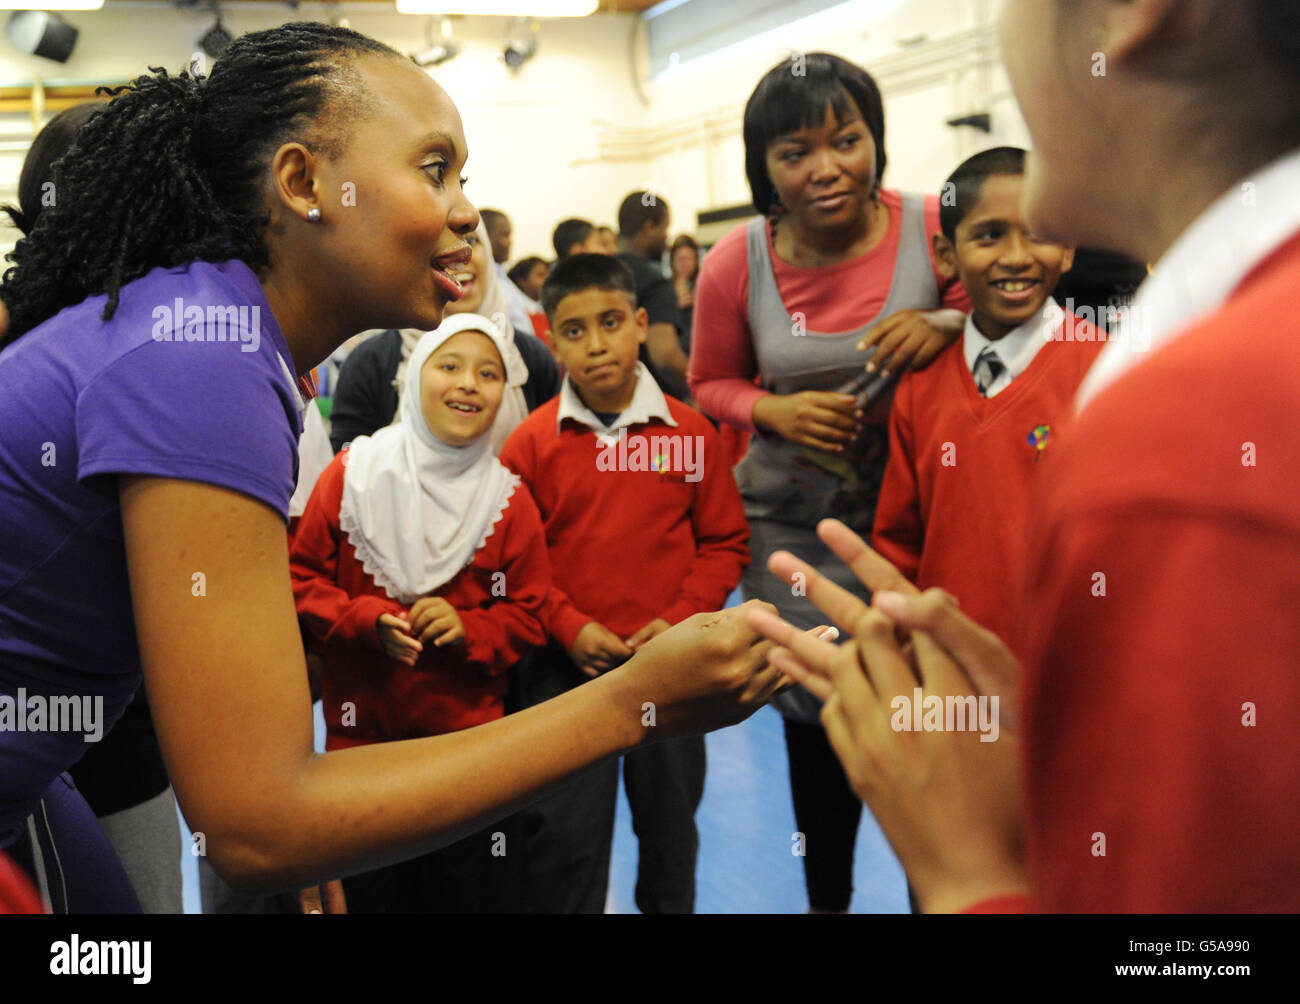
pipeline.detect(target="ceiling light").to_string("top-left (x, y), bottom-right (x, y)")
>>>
top-left (396, 1), bottom-right (595, 16)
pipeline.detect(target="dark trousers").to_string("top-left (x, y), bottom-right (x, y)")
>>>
top-left (623, 734), bottom-right (706, 914)
top-left (510, 645), bottom-right (705, 913)
top-left (341, 815), bottom-right (524, 913)
top-left (783, 716), bottom-right (863, 912)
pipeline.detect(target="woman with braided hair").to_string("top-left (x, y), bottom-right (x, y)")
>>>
top-left (0, 22), bottom-right (789, 912)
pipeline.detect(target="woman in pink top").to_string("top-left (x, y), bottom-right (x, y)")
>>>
top-left (688, 52), bottom-right (969, 913)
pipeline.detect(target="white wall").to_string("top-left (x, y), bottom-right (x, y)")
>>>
top-left (0, 3), bottom-right (651, 262)
top-left (638, 0), bottom-right (1031, 239)
top-left (1, 0), bottom-right (1032, 265)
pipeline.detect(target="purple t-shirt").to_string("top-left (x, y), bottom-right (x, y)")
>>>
top-left (0, 259), bottom-right (301, 841)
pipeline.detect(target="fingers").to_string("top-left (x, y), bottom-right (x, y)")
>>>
top-left (746, 608), bottom-right (838, 682)
top-left (765, 549), bottom-right (876, 639)
top-left (872, 589), bottom-right (1020, 726)
top-left (322, 879), bottom-right (348, 915)
top-left (816, 519), bottom-right (920, 599)
top-left (768, 646), bottom-right (834, 701)
top-left (298, 886), bottom-right (324, 915)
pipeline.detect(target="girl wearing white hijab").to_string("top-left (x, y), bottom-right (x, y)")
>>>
top-left (392, 220), bottom-right (533, 454)
top-left (289, 316), bottom-right (551, 912)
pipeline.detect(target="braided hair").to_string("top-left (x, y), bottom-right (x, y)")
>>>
top-left (0, 22), bottom-right (402, 346)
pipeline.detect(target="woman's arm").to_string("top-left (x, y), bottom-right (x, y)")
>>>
top-left (121, 474), bottom-right (782, 892)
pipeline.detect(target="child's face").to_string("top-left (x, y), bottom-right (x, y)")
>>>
top-left (937, 173), bottom-right (1074, 340)
top-left (418, 331), bottom-right (506, 447)
top-left (522, 261), bottom-right (549, 301)
top-left (549, 288), bottom-right (647, 409)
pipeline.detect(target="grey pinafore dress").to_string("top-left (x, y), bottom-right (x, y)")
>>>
top-left (736, 194), bottom-right (942, 722)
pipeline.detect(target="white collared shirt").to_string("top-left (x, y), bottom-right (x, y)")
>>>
top-left (1077, 147), bottom-right (1300, 411)
top-left (556, 362), bottom-right (678, 445)
top-left (963, 299), bottom-right (1064, 398)
top-left (496, 262), bottom-right (541, 336)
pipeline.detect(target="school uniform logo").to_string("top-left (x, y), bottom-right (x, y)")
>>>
top-left (595, 428), bottom-right (704, 483)
top-left (1027, 424), bottom-right (1051, 461)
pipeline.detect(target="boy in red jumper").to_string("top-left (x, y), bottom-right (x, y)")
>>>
top-left (499, 254), bottom-right (749, 914)
top-left (872, 147), bottom-right (1101, 651)
top-left (290, 315), bottom-right (550, 912)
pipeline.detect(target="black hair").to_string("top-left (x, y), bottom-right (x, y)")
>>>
top-left (616, 191), bottom-right (668, 239)
top-left (539, 252), bottom-right (637, 320)
top-left (938, 146), bottom-right (1027, 242)
top-left (552, 217), bottom-right (594, 260)
top-left (742, 52), bottom-right (887, 217)
top-left (507, 255), bottom-right (546, 286)
top-left (2, 103), bottom-right (104, 237)
top-left (0, 22), bottom-right (403, 346)
top-left (480, 208), bottom-right (508, 231)
top-left (1252, 0), bottom-right (1300, 82)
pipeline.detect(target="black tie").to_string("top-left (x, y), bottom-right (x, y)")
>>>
top-left (973, 347), bottom-right (1005, 397)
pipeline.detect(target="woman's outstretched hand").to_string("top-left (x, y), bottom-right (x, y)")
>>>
top-left (607, 599), bottom-right (797, 741)
top-left (745, 519), bottom-right (1030, 913)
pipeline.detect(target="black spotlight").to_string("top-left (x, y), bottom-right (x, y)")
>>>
top-left (199, 15), bottom-right (233, 59)
top-left (5, 11), bottom-right (79, 64)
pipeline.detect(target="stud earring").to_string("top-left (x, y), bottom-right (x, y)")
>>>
top-left (307, 207), bottom-right (322, 223)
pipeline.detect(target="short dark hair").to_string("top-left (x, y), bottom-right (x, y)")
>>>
top-left (480, 208), bottom-right (507, 231)
top-left (2, 102), bottom-right (103, 237)
top-left (539, 252), bottom-right (637, 320)
top-left (617, 191), bottom-right (668, 239)
top-left (507, 255), bottom-right (546, 286)
top-left (743, 52), bottom-right (887, 217)
top-left (552, 217), bottom-right (594, 259)
top-left (938, 146), bottom-right (1027, 242)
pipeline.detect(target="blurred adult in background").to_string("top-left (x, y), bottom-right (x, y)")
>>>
top-left (616, 191), bottom-right (691, 400)
top-left (669, 234), bottom-right (701, 352)
top-left (552, 217), bottom-right (606, 260)
top-left (479, 207), bottom-right (536, 337)
top-left (329, 219), bottom-right (558, 454)
top-left (1, 101), bottom-right (184, 915)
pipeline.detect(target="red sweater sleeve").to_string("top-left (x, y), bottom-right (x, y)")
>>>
top-left (457, 485), bottom-right (551, 675)
top-left (289, 452), bottom-right (404, 650)
top-left (660, 418), bottom-right (751, 625)
top-left (870, 372), bottom-right (923, 583)
top-left (688, 227), bottom-right (769, 433)
top-left (500, 418), bottom-right (594, 651)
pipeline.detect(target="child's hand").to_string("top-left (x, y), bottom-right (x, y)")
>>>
top-left (858, 308), bottom-right (965, 376)
top-left (377, 613), bottom-right (422, 666)
top-left (570, 621), bottom-right (633, 678)
top-left (624, 618), bottom-right (672, 651)
top-left (409, 596), bottom-right (466, 648)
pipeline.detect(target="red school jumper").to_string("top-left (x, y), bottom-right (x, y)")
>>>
top-left (290, 450), bottom-right (550, 749)
top-left (871, 317), bottom-right (1104, 650)
top-left (975, 231), bottom-right (1300, 912)
top-left (498, 397), bottom-right (749, 650)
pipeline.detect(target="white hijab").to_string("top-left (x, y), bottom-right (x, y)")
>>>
top-left (339, 315), bottom-right (523, 604)
top-left (392, 220), bottom-right (530, 454)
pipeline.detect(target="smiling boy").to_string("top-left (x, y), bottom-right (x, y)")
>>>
top-left (499, 254), bottom-right (748, 913)
top-left (871, 147), bottom-right (1103, 651)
